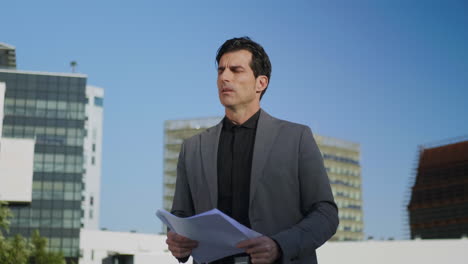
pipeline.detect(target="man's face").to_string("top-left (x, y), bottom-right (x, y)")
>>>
top-left (217, 50), bottom-right (263, 109)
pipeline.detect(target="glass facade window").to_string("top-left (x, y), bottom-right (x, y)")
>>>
top-left (94, 97), bottom-right (103, 107)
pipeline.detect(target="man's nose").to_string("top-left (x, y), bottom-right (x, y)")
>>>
top-left (219, 69), bottom-right (233, 82)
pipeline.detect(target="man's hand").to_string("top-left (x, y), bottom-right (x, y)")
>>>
top-left (166, 231), bottom-right (198, 259)
top-left (236, 236), bottom-right (281, 264)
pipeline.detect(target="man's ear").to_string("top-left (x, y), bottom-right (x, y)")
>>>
top-left (256, 75), bottom-right (268, 94)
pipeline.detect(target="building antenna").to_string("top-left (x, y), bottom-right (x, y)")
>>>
top-left (70, 61), bottom-right (77, 73)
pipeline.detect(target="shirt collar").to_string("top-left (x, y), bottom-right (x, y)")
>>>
top-left (223, 109), bottom-right (261, 130)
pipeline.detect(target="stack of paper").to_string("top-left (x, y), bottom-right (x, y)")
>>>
top-left (156, 209), bottom-right (262, 263)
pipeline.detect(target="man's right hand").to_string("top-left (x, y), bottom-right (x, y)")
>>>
top-left (166, 231), bottom-right (199, 258)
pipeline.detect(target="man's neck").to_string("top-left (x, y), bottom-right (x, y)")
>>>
top-left (225, 105), bottom-right (261, 125)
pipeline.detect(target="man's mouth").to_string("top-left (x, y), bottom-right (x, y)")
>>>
top-left (221, 87), bottom-right (234, 93)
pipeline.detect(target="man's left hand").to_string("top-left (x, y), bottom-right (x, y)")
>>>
top-left (236, 236), bottom-right (280, 264)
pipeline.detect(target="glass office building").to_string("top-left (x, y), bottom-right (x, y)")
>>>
top-left (0, 42), bottom-right (104, 264)
top-left (0, 70), bottom-right (86, 261)
top-left (163, 117), bottom-right (364, 241)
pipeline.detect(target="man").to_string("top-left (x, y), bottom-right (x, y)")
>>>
top-left (166, 37), bottom-right (338, 264)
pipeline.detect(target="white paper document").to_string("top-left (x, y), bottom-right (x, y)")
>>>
top-left (156, 208), bottom-right (262, 263)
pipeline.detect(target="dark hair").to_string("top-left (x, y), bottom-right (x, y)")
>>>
top-left (216, 37), bottom-right (272, 100)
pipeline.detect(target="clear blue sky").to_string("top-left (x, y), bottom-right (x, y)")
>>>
top-left (3, 0), bottom-right (467, 239)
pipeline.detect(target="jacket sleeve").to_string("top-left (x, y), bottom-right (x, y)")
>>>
top-left (270, 127), bottom-right (339, 262)
top-left (170, 141), bottom-right (195, 263)
top-left (171, 141), bottom-right (195, 218)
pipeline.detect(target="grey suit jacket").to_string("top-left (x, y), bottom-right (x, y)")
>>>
top-left (171, 109), bottom-right (339, 264)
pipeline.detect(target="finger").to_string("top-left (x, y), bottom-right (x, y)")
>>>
top-left (167, 237), bottom-right (198, 247)
top-left (245, 244), bottom-right (271, 255)
top-left (169, 231), bottom-right (197, 242)
top-left (251, 259), bottom-right (268, 264)
top-left (167, 242), bottom-right (197, 251)
top-left (166, 241), bottom-right (198, 255)
top-left (250, 254), bottom-right (270, 264)
top-left (236, 237), bottom-right (261, 248)
top-left (236, 239), bottom-right (251, 248)
top-left (250, 253), bottom-right (275, 264)
top-left (170, 248), bottom-right (191, 257)
top-left (168, 244), bottom-right (192, 258)
top-left (166, 238), bottom-right (198, 249)
top-left (167, 233), bottom-right (198, 247)
top-left (170, 249), bottom-right (191, 258)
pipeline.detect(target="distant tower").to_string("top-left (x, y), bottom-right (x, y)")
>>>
top-left (315, 135), bottom-right (364, 241)
top-left (70, 61), bottom-right (77, 73)
top-left (0, 42), bottom-right (17, 69)
top-left (163, 117), bottom-right (222, 211)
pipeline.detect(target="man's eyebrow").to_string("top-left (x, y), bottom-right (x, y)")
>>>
top-left (217, 65), bottom-right (245, 71)
top-left (230, 65), bottom-right (244, 70)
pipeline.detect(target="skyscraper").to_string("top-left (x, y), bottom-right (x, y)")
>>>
top-left (163, 117), bottom-right (364, 241)
top-left (0, 43), bottom-right (104, 263)
top-left (315, 135), bottom-right (364, 241)
top-left (407, 138), bottom-right (468, 239)
top-left (163, 117), bottom-right (221, 211)
top-left (0, 42), bottom-right (16, 69)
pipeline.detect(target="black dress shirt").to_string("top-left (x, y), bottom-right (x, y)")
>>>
top-left (217, 110), bottom-right (260, 228)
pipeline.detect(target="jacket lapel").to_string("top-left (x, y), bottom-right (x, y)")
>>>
top-left (250, 109), bottom-right (279, 207)
top-left (200, 122), bottom-right (223, 208)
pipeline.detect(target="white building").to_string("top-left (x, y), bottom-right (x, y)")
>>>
top-left (82, 85), bottom-right (105, 230)
top-left (79, 229), bottom-right (179, 264)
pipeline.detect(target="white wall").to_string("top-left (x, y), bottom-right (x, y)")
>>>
top-left (0, 82), bottom-right (35, 203)
top-left (0, 138), bottom-right (35, 202)
top-left (80, 229), bottom-right (468, 264)
top-left (79, 229), bottom-right (185, 264)
top-left (82, 85), bottom-right (104, 230)
top-left (317, 239), bottom-right (468, 264)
